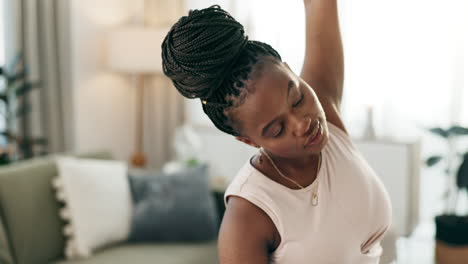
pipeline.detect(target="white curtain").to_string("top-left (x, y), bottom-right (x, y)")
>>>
top-left (339, 0), bottom-right (466, 139)
top-left (187, 0), bottom-right (466, 135)
top-left (3, 0), bottom-right (72, 156)
top-left (143, 0), bottom-right (186, 169)
top-left (337, 0), bottom-right (466, 221)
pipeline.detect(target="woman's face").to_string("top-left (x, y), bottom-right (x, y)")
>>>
top-left (234, 61), bottom-right (329, 159)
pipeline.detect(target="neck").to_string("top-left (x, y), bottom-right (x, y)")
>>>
top-left (261, 148), bottom-right (320, 173)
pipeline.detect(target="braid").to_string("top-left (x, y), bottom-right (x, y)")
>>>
top-left (162, 5), bottom-right (282, 136)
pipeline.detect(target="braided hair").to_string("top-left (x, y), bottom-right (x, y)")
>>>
top-left (162, 5), bottom-right (282, 136)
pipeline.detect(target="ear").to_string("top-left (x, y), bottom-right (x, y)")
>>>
top-left (235, 136), bottom-right (260, 149)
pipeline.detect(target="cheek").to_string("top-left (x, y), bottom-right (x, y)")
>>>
top-left (298, 82), bottom-right (313, 102)
top-left (307, 89), bottom-right (320, 105)
top-left (270, 137), bottom-right (304, 156)
top-left (307, 90), bottom-right (325, 114)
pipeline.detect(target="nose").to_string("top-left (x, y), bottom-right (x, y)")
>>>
top-left (292, 116), bottom-right (312, 137)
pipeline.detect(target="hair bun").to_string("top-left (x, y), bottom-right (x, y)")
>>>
top-left (161, 5), bottom-right (248, 100)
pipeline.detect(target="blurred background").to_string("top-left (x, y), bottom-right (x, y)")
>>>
top-left (0, 0), bottom-right (466, 263)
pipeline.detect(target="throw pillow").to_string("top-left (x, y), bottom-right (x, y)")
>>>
top-left (0, 151), bottom-right (113, 264)
top-left (53, 157), bottom-right (132, 259)
top-left (127, 163), bottom-right (219, 242)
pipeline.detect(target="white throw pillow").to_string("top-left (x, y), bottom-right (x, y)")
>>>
top-left (52, 157), bottom-right (132, 259)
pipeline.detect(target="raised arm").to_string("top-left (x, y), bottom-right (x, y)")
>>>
top-left (301, 0), bottom-right (344, 108)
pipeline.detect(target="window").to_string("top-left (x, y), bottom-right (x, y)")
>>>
top-left (184, 0), bottom-right (466, 137)
top-left (0, 0), bottom-right (6, 136)
top-left (0, 0), bottom-right (5, 89)
top-left (339, 0), bottom-right (466, 138)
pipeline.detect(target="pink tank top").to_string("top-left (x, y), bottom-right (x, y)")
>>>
top-left (224, 121), bottom-right (392, 264)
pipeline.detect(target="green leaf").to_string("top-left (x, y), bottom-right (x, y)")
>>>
top-left (456, 153), bottom-right (468, 190)
top-left (429, 127), bottom-right (449, 138)
top-left (186, 158), bottom-right (199, 167)
top-left (7, 69), bottom-right (27, 84)
top-left (426, 156), bottom-right (443, 167)
top-left (15, 82), bottom-right (33, 96)
top-left (4, 52), bottom-right (24, 76)
top-left (31, 138), bottom-right (48, 145)
top-left (0, 131), bottom-right (12, 139)
top-left (16, 104), bottom-right (31, 117)
top-left (16, 81), bottom-right (41, 97)
top-left (448, 125), bottom-right (468, 136)
top-left (0, 93), bottom-right (7, 103)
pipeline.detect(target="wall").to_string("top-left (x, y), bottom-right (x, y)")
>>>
top-left (192, 125), bottom-right (257, 180)
top-left (68, 0), bottom-right (186, 168)
top-left (69, 0), bottom-right (138, 161)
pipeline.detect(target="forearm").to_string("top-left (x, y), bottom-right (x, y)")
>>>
top-left (301, 0), bottom-right (344, 104)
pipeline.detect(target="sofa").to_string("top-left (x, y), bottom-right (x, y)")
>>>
top-left (0, 151), bottom-right (398, 264)
top-left (0, 151), bottom-right (219, 264)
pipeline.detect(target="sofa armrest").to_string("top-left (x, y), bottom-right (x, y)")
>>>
top-left (0, 215), bottom-right (14, 264)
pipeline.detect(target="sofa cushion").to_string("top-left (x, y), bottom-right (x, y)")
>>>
top-left (51, 241), bottom-right (218, 264)
top-left (54, 157), bottom-right (132, 259)
top-left (0, 151), bottom-right (113, 264)
top-left (127, 164), bottom-right (219, 242)
top-left (0, 216), bottom-right (14, 264)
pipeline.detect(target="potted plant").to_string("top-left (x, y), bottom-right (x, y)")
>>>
top-left (425, 125), bottom-right (468, 264)
top-left (0, 53), bottom-right (48, 164)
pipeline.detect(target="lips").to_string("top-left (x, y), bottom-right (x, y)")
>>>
top-left (304, 120), bottom-right (321, 147)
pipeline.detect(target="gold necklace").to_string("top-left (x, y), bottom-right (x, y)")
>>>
top-left (259, 148), bottom-right (322, 206)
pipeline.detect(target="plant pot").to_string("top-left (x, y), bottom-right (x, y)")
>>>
top-left (435, 214), bottom-right (468, 264)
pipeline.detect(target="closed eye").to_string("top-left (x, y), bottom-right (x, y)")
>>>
top-left (273, 126), bottom-right (283, 138)
top-left (293, 93), bottom-right (304, 107)
top-left (272, 94), bottom-right (304, 138)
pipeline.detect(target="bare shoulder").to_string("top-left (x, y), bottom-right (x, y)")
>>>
top-left (218, 195), bottom-right (279, 264)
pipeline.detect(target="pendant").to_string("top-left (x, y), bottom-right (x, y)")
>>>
top-left (311, 193), bottom-right (318, 206)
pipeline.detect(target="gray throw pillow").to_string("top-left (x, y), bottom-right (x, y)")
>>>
top-left (127, 164), bottom-right (219, 242)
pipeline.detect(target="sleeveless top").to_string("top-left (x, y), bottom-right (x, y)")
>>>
top-left (224, 121), bottom-right (392, 264)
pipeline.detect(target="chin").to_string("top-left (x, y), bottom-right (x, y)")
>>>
top-left (303, 121), bottom-right (328, 153)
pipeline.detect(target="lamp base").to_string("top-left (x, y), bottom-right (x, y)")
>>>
top-left (130, 151), bottom-right (146, 168)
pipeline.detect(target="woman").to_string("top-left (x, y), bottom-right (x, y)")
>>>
top-left (162, 1), bottom-right (392, 263)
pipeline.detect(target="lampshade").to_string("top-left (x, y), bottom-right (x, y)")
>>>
top-left (107, 26), bottom-right (168, 73)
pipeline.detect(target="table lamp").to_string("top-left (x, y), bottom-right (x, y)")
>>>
top-left (107, 26), bottom-right (167, 168)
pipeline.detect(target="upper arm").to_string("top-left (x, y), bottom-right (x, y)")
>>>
top-left (300, 0), bottom-right (344, 107)
top-left (218, 196), bottom-right (276, 264)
